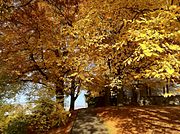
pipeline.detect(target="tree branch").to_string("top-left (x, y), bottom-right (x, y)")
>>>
top-left (29, 53), bottom-right (48, 80)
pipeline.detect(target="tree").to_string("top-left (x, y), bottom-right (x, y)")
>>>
top-left (109, 5), bottom-right (180, 104)
top-left (0, 0), bottom-right (86, 107)
top-left (72, 0), bottom-right (180, 105)
top-left (119, 5), bottom-right (180, 82)
top-left (1, 0), bottom-right (179, 110)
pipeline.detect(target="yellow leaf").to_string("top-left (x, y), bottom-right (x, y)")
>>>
top-left (79, 74), bottom-right (85, 80)
top-left (143, 50), bottom-right (152, 56)
top-left (68, 72), bottom-right (78, 77)
top-left (140, 43), bottom-right (147, 50)
top-left (168, 44), bottom-right (180, 50)
top-left (166, 68), bottom-right (174, 75)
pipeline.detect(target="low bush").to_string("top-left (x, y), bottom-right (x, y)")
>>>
top-left (27, 100), bottom-right (69, 133)
top-left (1, 100), bottom-right (69, 134)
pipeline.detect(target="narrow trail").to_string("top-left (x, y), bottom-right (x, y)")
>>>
top-left (71, 109), bottom-right (109, 134)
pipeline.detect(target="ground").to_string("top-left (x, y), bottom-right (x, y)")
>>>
top-left (49, 106), bottom-right (180, 134)
top-left (95, 106), bottom-right (180, 134)
top-left (71, 109), bottom-right (108, 134)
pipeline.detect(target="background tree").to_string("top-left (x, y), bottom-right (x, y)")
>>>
top-left (72, 0), bottom-right (180, 105)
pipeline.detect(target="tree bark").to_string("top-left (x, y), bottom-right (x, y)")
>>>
top-left (56, 80), bottom-right (64, 106)
top-left (131, 88), bottom-right (138, 105)
top-left (56, 87), bottom-right (64, 106)
top-left (163, 86), bottom-right (166, 94)
top-left (70, 89), bottom-right (75, 111)
top-left (117, 87), bottom-right (124, 106)
top-left (149, 88), bottom-right (152, 96)
top-left (104, 87), bottom-right (111, 106)
top-left (166, 83), bottom-right (169, 93)
top-left (69, 77), bottom-right (80, 111)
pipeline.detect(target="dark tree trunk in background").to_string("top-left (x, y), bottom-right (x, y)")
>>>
top-left (166, 83), bottom-right (169, 93)
top-left (146, 85), bottom-right (148, 96)
top-left (104, 87), bottom-right (111, 106)
top-left (131, 88), bottom-right (138, 105)
top-left (149, 88), bottom-right (152, 96)
top-left (163, 86), bottom-right (166, 94)
top-left (117, 87), bottom-right (124, 106)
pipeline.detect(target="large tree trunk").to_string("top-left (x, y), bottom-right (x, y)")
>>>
top-left (70, 89), bottom-right (75, 111)
top-left (69, 77), bottom-right (80, 111)
top-left (56, 80), bottom-right (64, 106)
top-left (56, 87), bottom-right (64, 106)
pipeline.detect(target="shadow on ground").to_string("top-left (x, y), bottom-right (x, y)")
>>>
top-left (71, 109), bottom-right (108, 134)
top-left (95, 106), bottom-right (180, 134)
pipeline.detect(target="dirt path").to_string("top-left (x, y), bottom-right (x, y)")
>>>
top-left (71, 109), bottom-right (109, 134)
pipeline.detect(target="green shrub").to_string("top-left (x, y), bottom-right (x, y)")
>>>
top-left (5, 116), bottom-right (28, 134)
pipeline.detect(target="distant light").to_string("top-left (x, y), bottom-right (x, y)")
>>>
top-left (4, 112), bottom-right (9, 116)
top-left (0, 32), bottom-right (4, 35)
top-left (30, 30), bottom-right (35, 34)
top-left (13, 0), bottom-right (21, 7)
top-left (26, 73), bottom-right (32, 77)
